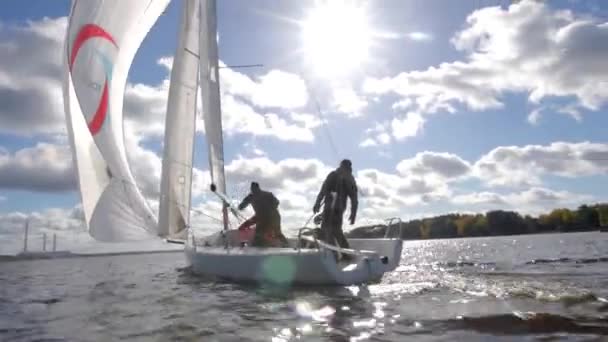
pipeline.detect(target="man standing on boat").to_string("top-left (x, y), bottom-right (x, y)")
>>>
top-left (313, 159), bottom-right (358, 253)
top-left (238, 182), bottom-right (288, 247)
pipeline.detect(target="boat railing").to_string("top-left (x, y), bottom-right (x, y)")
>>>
top-left (296, 227), bottom-right (377, 258)
top-left (316, 238), bottom-right (377, 257)
top-left (384, 217), bottom-right (403, 239)
top-left (295, 227), bottom-right (319, 252)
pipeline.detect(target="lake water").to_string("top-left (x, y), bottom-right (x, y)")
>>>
top-left (1, 232), bottom-right (607, 341)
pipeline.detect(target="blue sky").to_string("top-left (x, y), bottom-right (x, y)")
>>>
top-left (1, 0), bottom-right (608, 250)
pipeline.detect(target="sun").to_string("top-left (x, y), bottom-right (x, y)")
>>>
top-left (300, 1), bottom-right (372, 78)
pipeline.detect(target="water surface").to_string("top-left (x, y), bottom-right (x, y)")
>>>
top-left (1, 232), bottom-right (607, 341)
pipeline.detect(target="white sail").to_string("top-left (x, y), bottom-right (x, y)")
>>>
top-left (63, 0), bottom-right (170, 241)
top-left (200, 0), bottom-right (229, 228)
top-left (158, 0), bottom-right (201, 238)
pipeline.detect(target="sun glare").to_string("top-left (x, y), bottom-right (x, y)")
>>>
top-left (300, 1), bottom-right (372, 78)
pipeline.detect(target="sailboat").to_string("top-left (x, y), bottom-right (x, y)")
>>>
top-left (63, 0), bottom-right (404, 286)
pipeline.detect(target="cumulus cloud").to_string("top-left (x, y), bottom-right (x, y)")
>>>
top-left (474, 141), bottom-right (608, 187)
top-left (331, 86), bottom-right (368, 117)
top-left (0, 207), bottom-right (87, 255)
top-left (451, 187), bottom-right (593, 214)
top-left (357, 168), bottom-right (450, 210)
top-left (390, 112), bottom-right (425, 141)
top-left (364, 1), bottom-right (608, 123)
top-left (125, 59), bottom-right (318, 141)
top-left (221, 67), bottom-right (309, 110)
top-left (0, 16), bottom-right (317, 144)
top-left (0, 17), bottom-right (66, 136)
top-left (452, 191), bottom-right (507, 206)
top-left (397, 151), bottom-right (472, 180)
top-left (360, 111), bottom-right (425, 147)
top-left (0, 143), bottom-right (75, 192)
top-left (0, 205), bottom-right (183, 255)
top-left (221, 95), bottom-right (316, 142)
top-left (527, 107), bottom-right (544, 125)
top-left (225, 156), bottom-right (330, 193)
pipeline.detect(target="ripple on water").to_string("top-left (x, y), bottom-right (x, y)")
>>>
top-left (1, 233), bottom-right (607, 341)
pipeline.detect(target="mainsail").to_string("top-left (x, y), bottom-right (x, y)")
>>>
top-left (158, 0), bottom-right (201, 238)
top-left (200, 0), bottom-right (229, 229)
top-left (63, 0), bottom-right (170, 241)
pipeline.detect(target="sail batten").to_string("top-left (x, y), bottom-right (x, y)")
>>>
top-left (158, 0), bottom-right (201, 238)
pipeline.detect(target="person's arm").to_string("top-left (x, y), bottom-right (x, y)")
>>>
top-left (348, 177), bottom-right (358, 224)
top-left (271, 193), bottom-right (279, 209)
top-left (313, 172), bottom-right (332, 213)
top-left (238, 194), bottom-right (252, 210)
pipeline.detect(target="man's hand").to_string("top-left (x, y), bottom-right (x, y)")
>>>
top-left (349, 213), bottom-right (356, 225)
top-left (313, 203), bottom-right (320, 214)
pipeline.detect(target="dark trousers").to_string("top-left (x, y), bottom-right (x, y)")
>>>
top-left (252, 211), bottom-right (288, 247)
top-left (320, 207), bottom-right (350, 250)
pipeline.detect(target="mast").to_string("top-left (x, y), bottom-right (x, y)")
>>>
top-left (23, 218), bottom-right (29, 252)
top-left (200, 0), bottom-right (229, 230)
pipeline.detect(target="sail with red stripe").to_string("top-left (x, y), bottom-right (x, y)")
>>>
top-left (63, 0), bottom-right (170, 241)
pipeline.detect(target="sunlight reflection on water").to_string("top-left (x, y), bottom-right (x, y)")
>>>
top-left (1, 232), bottom-right (607, 341)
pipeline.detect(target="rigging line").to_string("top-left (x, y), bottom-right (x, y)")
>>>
top-left (303, 75), bottom-right (340, 162)
top-left (312, 95), bottom-right (340, 161)
top-left (302, 75), bottom-right (368, 201)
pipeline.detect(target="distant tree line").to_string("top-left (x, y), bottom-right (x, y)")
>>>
top-left (347, 203), bottom-right (608, 240)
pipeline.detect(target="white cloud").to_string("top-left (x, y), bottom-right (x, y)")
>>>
top-left (123, 63), bottom-right (318, 142)
top-left (451, 187), bottom-right (593, 215)
top-left (452, 191), bottom-right (506, 206)
top-left (360, 111), bottom-right (425, 147)
top-left (357, 168), bottom-right (450, 211)
top-left (474, 141), bottom-right (608, 187)
top-left (221, 67), bottom-right (309, 110)
top-left (0, 15), bottom-right (316, 144)
top-left (331, 86), bottom-right (368, 117)
top-left (359, 138), bottom-right (377, 147)
top-left (0, 205), bottom-right (183, 255)
top-left (0, 207), bottom-right (86, 255)
top-left (528, 107), bottom-right (544, 125)
top-left (364, 1), bottom-right (608, 122)
top-left (225, 156), bottom-right (330, 193)
top-left (289, 112), bottom-right (322, 129)
top-left (392, 98), bottom-right (413, 111)
top-left (557, 104), bottom-right (583, 122)
top-left (397, 151), bottom-right (472, 181)
top-left (390, 112), bottom-right (425, 140)
top-left (123, 76), bottom-right (171, 137)
top-left (0, 17), bottom-right (66, 136)
top-left (221, 95), bottom-right (316, 142)
top-left (0, 143), bottom-right (75, 192)
top-left (360, 122), bottom-right (389, 147)
top-left (506, 187), bottom-right (590, 206)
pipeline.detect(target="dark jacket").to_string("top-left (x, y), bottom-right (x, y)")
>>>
top-left (314, 167), bottom-right (358, 218)
top-left (238, 190), bottom-right (279, 217)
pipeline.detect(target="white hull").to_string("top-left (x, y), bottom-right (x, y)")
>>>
top-left (184, 230), bottom-right (403, 286)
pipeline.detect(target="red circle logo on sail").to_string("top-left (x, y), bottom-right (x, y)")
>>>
top-left (69, 24), bottom-right (117, 136)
